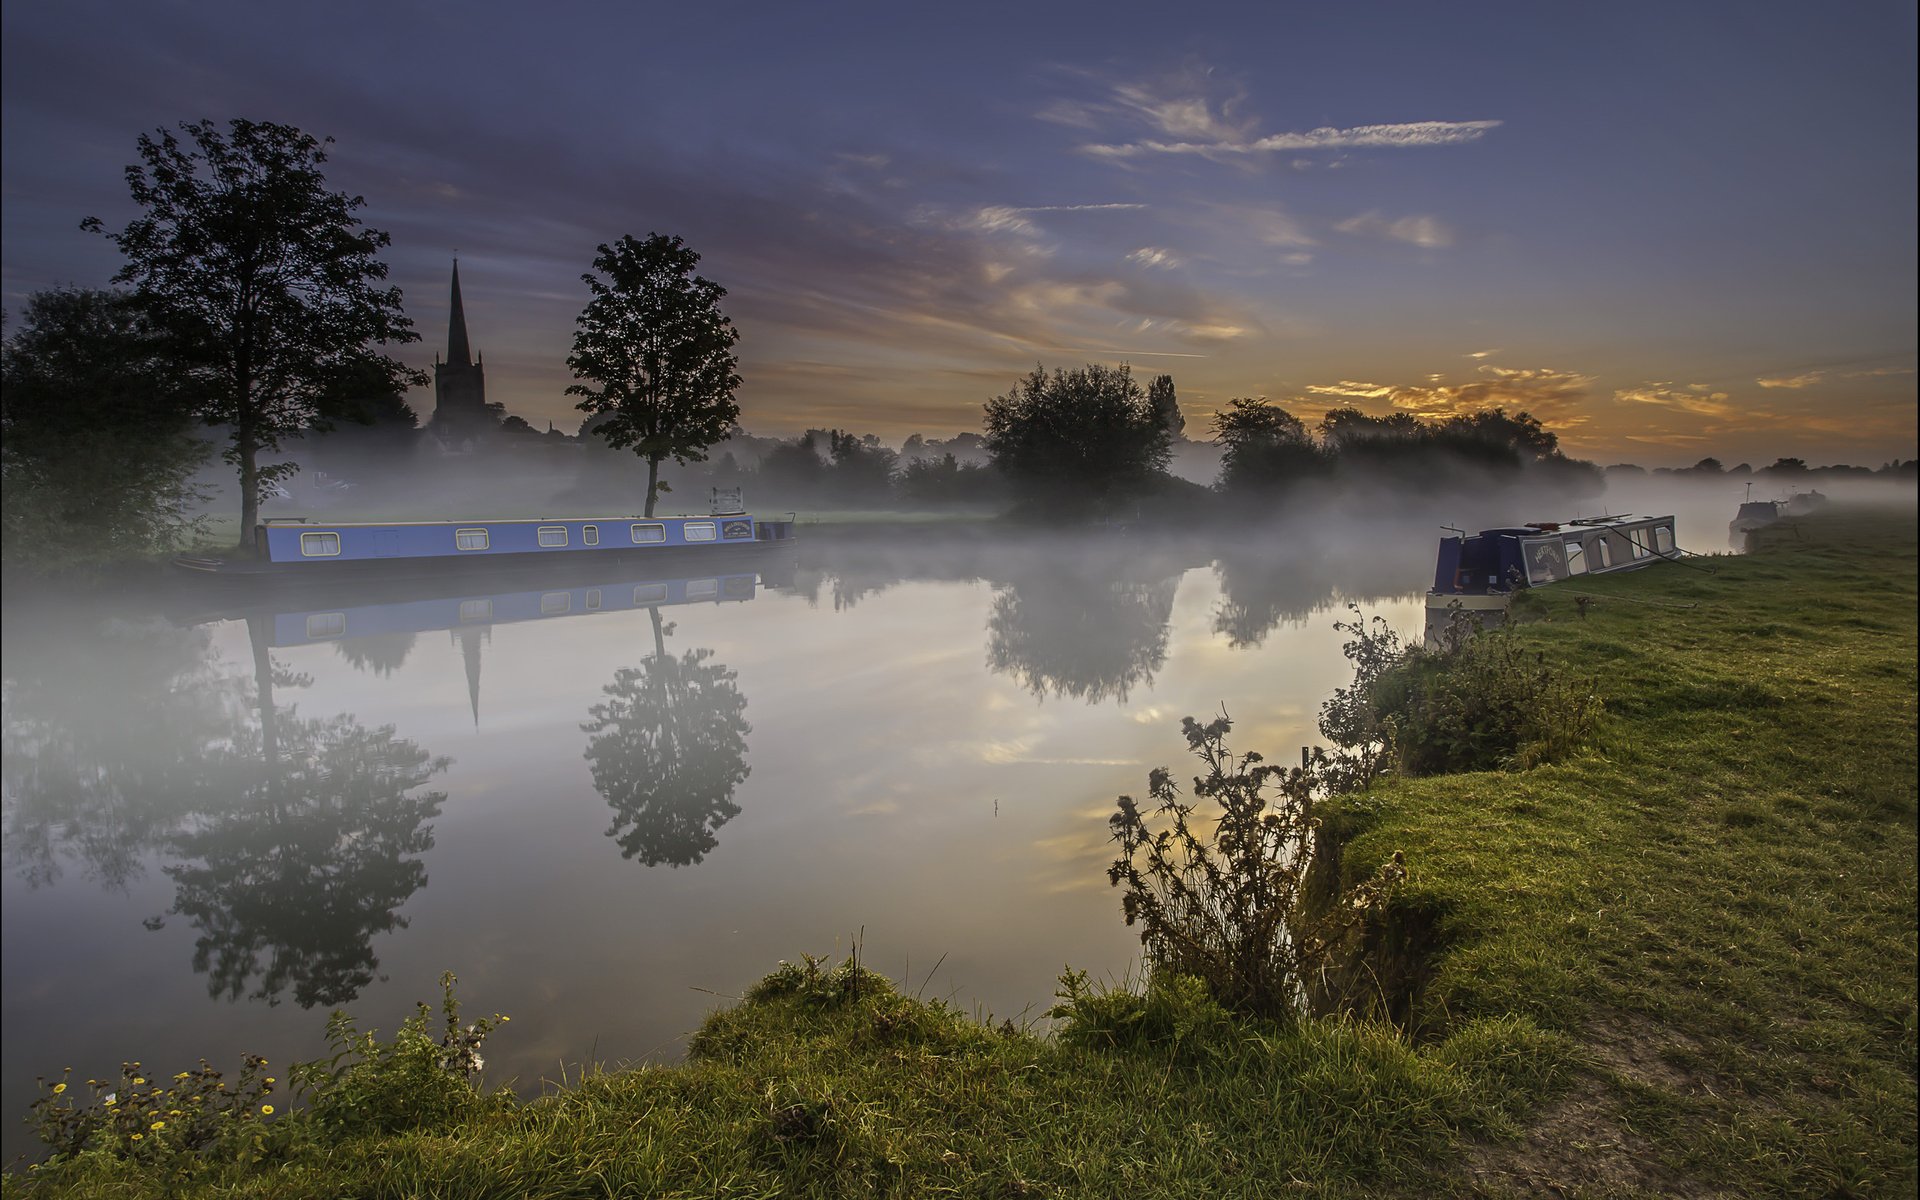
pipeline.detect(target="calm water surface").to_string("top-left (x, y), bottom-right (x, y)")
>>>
top-left (1, 496), bottom-right (1734, 1161)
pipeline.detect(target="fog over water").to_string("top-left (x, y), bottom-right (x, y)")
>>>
top-left (3, 475), bottom-right (1907, 1163)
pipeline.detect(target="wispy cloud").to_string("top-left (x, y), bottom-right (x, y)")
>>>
top-left (1335, 211), bottom-right (1454, 247)
top-left (1305, 365), bottom-right (1593, 421)
top-left (1615, 383), bottom-right (1739, 417)
top-left (1127, 247), bottom-right (1183, 269)
top-left (1082, 119), bottom-right (1501, 162)
top-left (1756, 371), bottom-right (1823, 388)
top-left (1842, 366), bottom-right (1914, 378)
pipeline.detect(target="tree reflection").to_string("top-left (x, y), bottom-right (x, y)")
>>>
top-left (162, 710), bottom-right (446, 1008)
top-left (1210, 554), bottom-right (1333, 649)
top-left (1, 603), bottom-right (446, 1008)
top-left (986, 568), bottom-right (1179, 704)
top-left (334, 631), bottom-right (416, 677)
top-left (581, 609), bottom-right (750, 867)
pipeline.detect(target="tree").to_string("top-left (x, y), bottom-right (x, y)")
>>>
top-left (1212, 397), bottom-right (1325, 494)
top-left (982, 363), bottom-right (1176, 510)
top-left (83, 119), bottom-right (424, 552)
top-left (2, 288), bottom-right (211, 572)
top-left (567, 234), bottom-right (742, 518)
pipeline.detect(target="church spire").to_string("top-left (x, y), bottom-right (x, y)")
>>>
top-left (447, 260), bottom-right (472, 367)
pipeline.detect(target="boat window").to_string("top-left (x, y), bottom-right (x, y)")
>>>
top-left (1628, 529), bottom-right (1649, 559)
top-left (455, 528), bottom-right (490, 551)
top-left (631, 523), bottom-right (666, 544)
top-left (687, 578), bottom-right (719, 599)
top-left (1596, 540), bottom-right (1613, 568)
top-left (684, 521), bottom-right (718, 542)
top-left (633, 582), bottom-right (667, 604)
top-left (300, 531), bottom-right (341, 557)
top-left (1564, 542), bottom-right (1587, 575)
top-left (721, 519), bottom-right (753, 539)
top-left (586, 589), bottom-right (602, 611)
top-left (306, 612), bottom-right (346, 639)
top-left (583, 524), bottom-right (599, 546)
top-left (538, 526), bottom-right (569, 548)
top-left (1655, 525), bottom-right (1674, 553)
top-left (540, 591), bottom-right (570, 614)
top-left (459, 599), bottom-right (492, 622)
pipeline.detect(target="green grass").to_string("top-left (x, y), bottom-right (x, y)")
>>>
top-left (8, 507), bottom-right (1914, 1198)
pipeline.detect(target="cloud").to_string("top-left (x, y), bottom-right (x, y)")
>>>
top-left (1306, 365), bottom-right (1594, 421)
top-left (1082, 119), bottom-right (1501, 162)
top-left (1467, 349), bottom-right (1499, 359)
top-left (1127, 247), bottom-right (1183, 269)
top-left (1335, 211), bottom-right (1454, 247)
top-left (1842, 366), bottom-right (1915, 378)
top-left (1614, 383), bottom-right (1739, 418)
top-left (1756, 371), bottom-right (1823, 388)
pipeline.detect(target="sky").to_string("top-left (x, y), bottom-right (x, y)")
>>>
top-left (3, 0), bottom-right (1914, 466)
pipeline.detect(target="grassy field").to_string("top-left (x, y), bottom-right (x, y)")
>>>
top-left (8, 506), bottom-right (1913, 1199)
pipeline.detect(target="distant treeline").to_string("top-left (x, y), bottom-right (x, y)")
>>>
top-left (1602, 457), bottom-right (1918, 484)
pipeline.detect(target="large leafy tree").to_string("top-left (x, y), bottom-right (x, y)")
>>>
top-left (1, 288), bottom-right (211, 572)
top-left (567, 234), bottom-right (742, 518)
top-left (83, 119), bottom-right (424, 551)
top-left (981, 363), bottom-right (1176, 511)
top-left (1212, 397), bottom-right (1327, 494)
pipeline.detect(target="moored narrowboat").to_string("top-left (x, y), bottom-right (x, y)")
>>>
top-left (1425, 514), bottom-right (1679, 643)
top-left (174, 489), bottom-right (794, 581)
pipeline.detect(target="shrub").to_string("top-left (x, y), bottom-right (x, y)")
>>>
top-left (1105, 712), bottom-right (1406, 1024)
top-left (287, 971), bottom-right (506, 1137)
top-left (25, 1055), bottom-right (286, 1174)
top-left (1320, 606), bottom-right (1601, 781)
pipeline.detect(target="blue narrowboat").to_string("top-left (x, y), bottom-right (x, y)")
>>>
top-left (1425, 514), bottom-right (1680, 642)
top-left (174, 490), bottom-right (794, 579)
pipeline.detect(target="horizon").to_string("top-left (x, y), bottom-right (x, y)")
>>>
top-left (3, 1), bottom-right (1914, 469)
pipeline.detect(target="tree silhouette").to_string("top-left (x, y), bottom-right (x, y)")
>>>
top-left (986, 567), bottom-right (1178, 704)
top-left (566, 234), bottom-right (742, 517)
top-left (83, 119), bottom-right (424, 550)
top-left (334, 632), bottom-right (417, 677)
top-left (581, 610), bottom-right (750, 866)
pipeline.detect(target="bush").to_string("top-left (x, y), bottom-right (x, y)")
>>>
top-left (287, 971), bottom-right (506, 1137)
top-left (1104, 712), bottom-right (1406, 1024)
top-left (1320, 607), bottom-right (1602, 782)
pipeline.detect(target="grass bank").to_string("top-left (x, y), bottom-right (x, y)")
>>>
top-left (8, 507), bottom-right (1913, 1199)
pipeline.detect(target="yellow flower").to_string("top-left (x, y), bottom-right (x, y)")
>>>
top-left (52, 1084), bottom-right (66, 1094)
top-left (132, 1078), bottom-right (146, 1085)
top-left (261, 1105), bottom-right (275, 1115)
top-left (265, 1078), bottom-right (275, 1084)
top-left (130, 1133), bottom-right (144, 1141)
top-left (175, 1073), bottom-right (189, 1080)
top-left (150, 1120), bottom-right (165, 1130)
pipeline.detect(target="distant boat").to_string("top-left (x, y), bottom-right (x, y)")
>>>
top-left (1730, 500), bottom-right (1780, 538)
top-left (1425, 514), bottom-right (1678, 643)
top-left (174, 488), bottom-right (795, 581)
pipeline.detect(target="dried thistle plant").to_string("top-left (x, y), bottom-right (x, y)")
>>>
top-left (1107, 711), bottom-right (1405, 1024)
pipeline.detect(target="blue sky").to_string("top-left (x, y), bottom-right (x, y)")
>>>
top-left (3, 0), bottom-right (1914, 464)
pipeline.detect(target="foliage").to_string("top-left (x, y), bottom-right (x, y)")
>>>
top-left (1106, 712), bottom-right (1407, 1023)
top-left (25, 1056), bottom-right (285, 1173)
top-left (896, 451), bottom-right (1003, 506)
top-left (566, 232), bottom-right (742, 518)
top-left (1319, 606), bottom-right (1602, 781)
top-left (83, 119), bottom-right (424, 550)
top-left (1047, 969), bottom-right (1234, 1058)
top-left (288, 972), bottom-right (506, 1138)
top-left (1, 288), bottom-right (211, 573)
top-left (1212, 396), bottom-right (1328, 494)
top-left (981, 362), bottom-right (1176, 510)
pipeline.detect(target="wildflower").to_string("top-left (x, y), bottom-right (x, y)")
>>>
top-left (130, 1133), bottom-right (143, 1141)
top-left (132, 1077), bottom-right (145, 1085)
top-left (150, 1120), bottom-right (165, 1130)
top-left (52, 1084), bottom-right (66, 1094)
top-left (261, 1105), bottom-right (274, 1115)
top-left (265, 1077), bottom-right (275, 1084)
top-left (104, 1095), bottom-right (117, 1105)
top-left (175, 1073), bottom-right (189, 1080)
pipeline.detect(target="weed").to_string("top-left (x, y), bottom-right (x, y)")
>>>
top-left (1105, 711), bottom-right (1406, 1023)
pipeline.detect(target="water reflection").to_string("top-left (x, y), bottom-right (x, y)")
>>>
top-left (582, 609), bottom-right (751, 867)
top-left (986, 560), bottom-right (1182, 704)
top-left (335, 631), bottom-right (417, 677)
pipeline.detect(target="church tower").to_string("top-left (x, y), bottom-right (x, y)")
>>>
top-left (427, 261), bottom-right (491, 449)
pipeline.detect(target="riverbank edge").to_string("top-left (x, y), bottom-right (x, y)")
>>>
top-left (7, 506), bottom-right (1914, 1199)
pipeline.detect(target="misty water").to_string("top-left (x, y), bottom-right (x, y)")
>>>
top-left (0, 485), bottom-right (1756, 1158)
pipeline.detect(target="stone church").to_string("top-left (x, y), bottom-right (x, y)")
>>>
top-left (425, 262), bottom-right (494, 450)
